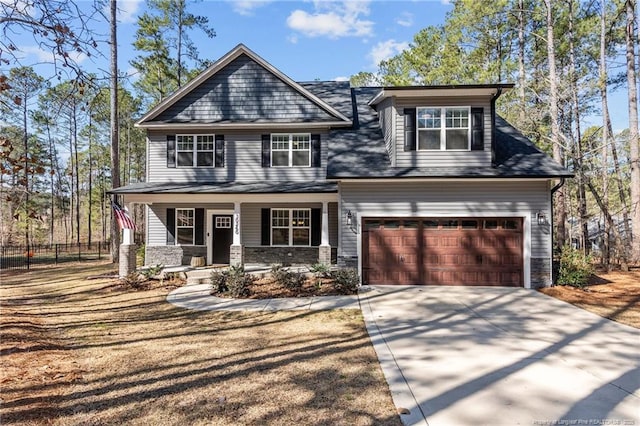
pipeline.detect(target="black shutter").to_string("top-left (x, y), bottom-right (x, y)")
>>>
top-left (403, 108), bottom-right (416, 151)
top-left (311, 134), bottom-right (321, 167)
top-left (261, 134), bottom-right (271, 168)
top-left (215, 135), bottom-right (225, 167)
top-left (166, 208), bottom-right (175, 245)
top-left (311, 208), bottom-right (321, 246)
top-left (471, 107), bottom-right (484, 151)
top-left (167, 135), bottom-right (176, 168)
top-left (261, 208), bottom-right (270, 245)
top-left (195, 208), bottom-right (204, 245)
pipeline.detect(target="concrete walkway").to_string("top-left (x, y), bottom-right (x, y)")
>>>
top-left (167, 283), bottom-right (360, 311)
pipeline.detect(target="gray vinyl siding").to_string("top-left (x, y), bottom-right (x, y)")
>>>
top-left (241, 202), bottom-right (338, 247)
top-left (394, 96), bottom-right (492, 167)
top-left (154, 54), bottom-right (337, 123)
top-left (147, 203), bottom-right (234, 246)
top-left (377, 97), bottom-right (395, 166)
top-left (147, 130), bottom-right (329, 183)
top-left (147, 202), bottom-right (338, 247)
top-left (339, 180), bottom-right (550, 259)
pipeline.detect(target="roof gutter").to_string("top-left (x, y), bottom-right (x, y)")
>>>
top-left (490, 87), bottom-right (503, 167)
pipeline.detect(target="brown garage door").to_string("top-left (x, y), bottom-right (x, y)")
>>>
top-left (363, 218), bottom-right (523, 286)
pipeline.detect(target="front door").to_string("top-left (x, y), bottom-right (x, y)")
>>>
top-left (212, 215), bottom-right (233, 264)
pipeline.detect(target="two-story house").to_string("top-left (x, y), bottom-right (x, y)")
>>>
top-left (112, 44), bottom-right (572, 288)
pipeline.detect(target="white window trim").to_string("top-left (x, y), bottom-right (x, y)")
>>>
top-left (270, 133), bottom-right (311, 168)
top-left (176, 134), bottom-right (215, 168)
top-left (175, 208), bottom-right (195, 246)
top-left (270, 208), bottom-right (311, 246)
top-left (416, 106), bottom-right (471, 151)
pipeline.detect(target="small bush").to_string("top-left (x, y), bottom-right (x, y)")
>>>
top-left (271, 264), bottom-right (305, 291)
top-left (226, 265), bottom-right (255, 298)
top-left (329, 268), bottom-right (359, 294)
top-left (141, 264), bottom-right (163, 280)
top-left (210, 269), bottom-right (229, 294)
top-left (121, 271), bottom-right (145, 289)
top-left (557, 245), bottom-right (594, 288)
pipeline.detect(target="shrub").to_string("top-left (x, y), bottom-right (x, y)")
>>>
top-left (210, 269), bottom-right (229, 294)
top-left (226, 265), bottom-right (255, 298)
top-left (141, 264), bottom-right (163, 280)
top-left (271, 264), bottom-right (305, 291)
top-left (121, 271), bottom-right (145, 289)
top-left (557, 245), bottom-right (594, 288)
top-left (329, 268), bottom-right (359, 294)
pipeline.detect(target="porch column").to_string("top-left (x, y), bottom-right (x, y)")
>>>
top-left (230, 202), bottom-right (243, 266)
top-left (119, 203), bottom-right (137, 278)
top-left (319, 201), bottom-right (331, 265)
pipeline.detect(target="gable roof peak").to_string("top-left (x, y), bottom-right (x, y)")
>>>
top-left (136, 44), bottom-right (352, 127)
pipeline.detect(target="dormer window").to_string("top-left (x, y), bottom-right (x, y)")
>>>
top-left (417, 107), bottom-right (470, 151)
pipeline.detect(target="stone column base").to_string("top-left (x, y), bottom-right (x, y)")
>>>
top-left (119, 244), bottom-right (137, 278)
top-left (230, 244), bottom-right (243, 266)
top-left (318, 245), bottom-right (331, 265)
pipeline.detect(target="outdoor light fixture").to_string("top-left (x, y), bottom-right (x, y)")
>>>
top-left (537, 211), bottom-right (548, 226)
top-left (346, 210), bottom-right (353, 226)
top-left (346, 210), bottom-right (358, 233)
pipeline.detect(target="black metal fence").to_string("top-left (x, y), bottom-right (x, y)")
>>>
top-left (0, 242), bottom-right (112, 270)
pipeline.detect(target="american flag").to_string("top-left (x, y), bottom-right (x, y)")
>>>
top-left (112, 201), bottom-right (136, 230)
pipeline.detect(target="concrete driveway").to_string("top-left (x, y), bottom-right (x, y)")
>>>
top-left (359, 285), bottom-right (640, 426)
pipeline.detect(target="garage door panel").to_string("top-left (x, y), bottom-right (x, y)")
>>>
top-left (364, 217), bottom-right (523, 287)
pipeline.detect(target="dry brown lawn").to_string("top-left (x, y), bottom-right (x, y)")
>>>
top-left (539, 269), bottom-right (640, 329)
top-left (0, 261), bottom-right (401, 425)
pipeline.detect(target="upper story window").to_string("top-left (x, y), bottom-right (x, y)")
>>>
top-left (177, 134), bottom-right (215, 167)
top-left (271, 134), bottom-right (311, 167)
top-left (417, 107), bottom-right (470, 151)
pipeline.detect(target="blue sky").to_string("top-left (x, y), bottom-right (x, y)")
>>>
top-left (8, 0), bottom-right (632, 131)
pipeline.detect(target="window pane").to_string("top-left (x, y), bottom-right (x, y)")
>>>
top-left (418, 130), bottom-right (441, 150)
top-left (292, 210), bottom-right (310, 227)
top-left (272, 151), bottom-right (289, 167)
top-left (177, 228), bottom-right (193, 245)
top-left (197, 135), bottom-right (214, 151)
top-left (177, 135), bottom-right (193, 150)
top-left (177, 210), bottom-right (193, 226)
top-left (292, 151), bottom-right (310, 166)
top-left (292, 134), bottom-right (310, 149)
top-left (384, 220), bottom-right (401, 229)
top-left (177, 152), bottom-right (193, 167)
top-left (417, 108), bottom-right (441, 128)
top-left (292, 228), bottom-right (310, 245)
top-left (445, 108), bottom-right (469, 128)
top-left (423, 220), bottom-right (439, 228)
top-left (365, 220), bottom-right (381, 229)
top-left (503, 220), bottom-right (519, 230)
top-left (484, 220), bottom-right (498, 229)
top-left (403, 220), bottom-right (420, 229)
top-left (197, 152), bottom-right (213, 167)
top-left (272, 210), bottom-right (289, 227)
top-left (461, 220), bottom-right (478, 229)
top-left (272, 228), bottom-right (289, 245)
top-left (442, 220), bottom-right (459, 229)
top-left (446, 129), bottom-right (468, 150)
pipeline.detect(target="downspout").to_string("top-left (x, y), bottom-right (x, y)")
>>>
top-left (550, 177), bottom-right (566, 284)
top-left (490, 87), bottom-right (503, 167)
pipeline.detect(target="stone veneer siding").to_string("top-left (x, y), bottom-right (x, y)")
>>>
top-left (145, 245), bottom-right (206, 266)
top-left (530, 257), bottom-right (551, 288)
top-left (244, 246), bottom-right (336, 265)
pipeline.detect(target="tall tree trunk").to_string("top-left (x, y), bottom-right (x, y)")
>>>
top-left (599, 0), bottom-right (611, 267)
top-left (544, 0), bottom-right (566, 251)
top-left (68, 115), bottom-right (74, 244)
top-left (568, 0), bottom-right (589, 254)
top-left (73, 100), bottom-right (80, 245)
top-left (88, 112), bottom-right (93, 246)
top-left (22, 82), bottom-right (29, 247)
top-left (177, 0), bottom-right (183, 87)
top-left (46, 116), bottom-right (55, 245)
top-left (517, 0), bottom-right (526, 124)
top-left (110, 0), bottom-right (121, 262)
top-left (625, 0), bottom-right (640, 264)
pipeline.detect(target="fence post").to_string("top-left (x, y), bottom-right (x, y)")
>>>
top-left (98, 241), bottom-right (101, 259)
top-left (26, 243), bottom-right (30, 270)
top-left (55, 244), bottom-right (58, 264)
top-left (78, 242), bottom-right (81, 261)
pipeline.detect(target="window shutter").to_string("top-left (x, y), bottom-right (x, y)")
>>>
top-left (471, 107), bottom-right (484, 151)
top-left (166, 208), bottom-right (175, 245)
top-left (403, 108), bottom-right (416, 151)
top-left (311, 134), bottom-right (321, 167)
top-left (311, 208), bottom-right (321, 246)
top-left (195, 208), bottom-right (205, 245)
top-left (167, 135), bottom-right (176, 168)
top-left (261, 134), bottom-right (271, 168)
top-left (261, 208), bottom-right (270, 245)
top-left (215, 135), bottom-right (225, 167)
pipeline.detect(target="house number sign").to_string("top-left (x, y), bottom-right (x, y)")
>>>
top-left (234, 213), bottom-right (240, 235)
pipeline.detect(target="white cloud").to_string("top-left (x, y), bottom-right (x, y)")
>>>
top-left (231, 0), bottom-right (272, 16)
top-left (287, 34), bottom-right (299, 44)
top-left (395, 12), bottom-right (413, 27)
top-left (286, 1), bottom-right (374, 39)
top-left (19, 46), bottom-right (88, 65)
top-left (368, 39), bottom-right (408, 67)
top-left (334, 76), bottom-right (349, 81)
top-left (118, 0), bottom-right (142, 24)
